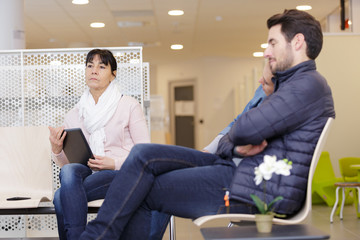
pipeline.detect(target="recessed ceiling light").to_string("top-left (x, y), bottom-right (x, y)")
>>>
top-left (90, 22), bottom-right (105, 28)
top-left (261, 43), bottom-right (268, 49)
top-left (72, 0), bottom-right (89, 5)
top-left (171, 44), bottom-right (183, 50)
top-left (168, 10), bottom-right (184, 16)
top-left (253, 52), bottom-right (264, 57)
top-left (296, 5), bottom-right (312, 11)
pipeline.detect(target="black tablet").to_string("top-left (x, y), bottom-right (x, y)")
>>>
top-left (62, 128), bottom-right (94, 165)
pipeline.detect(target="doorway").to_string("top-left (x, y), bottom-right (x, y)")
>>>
top-left (169, 79), bottom-right (197, 149)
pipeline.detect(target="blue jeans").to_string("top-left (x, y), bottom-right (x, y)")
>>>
top-left (149, 211), bottom-right (171, 240)
top-left (79, 143), bottom-right (246, 239)
top-left (53, 163), bottom-right (117, 240)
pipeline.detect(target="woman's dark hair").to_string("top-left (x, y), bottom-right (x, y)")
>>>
top-left (86, 49), bottom-right (117, 76)
top-left (267, 9), bottom-right (323, 60)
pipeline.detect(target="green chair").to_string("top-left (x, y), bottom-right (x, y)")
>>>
top-left (338, 157), bottom-right (360, 218)
top-left (312, 152), bottom-right (348, 206)
top-left (339, 157), bottom-right (360, 182)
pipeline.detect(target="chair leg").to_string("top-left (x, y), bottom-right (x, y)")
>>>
top-left (357, 187), bottom-right (360, 215)
top-left (330, 186), bottom-right (340, 223)
top-left (340, 187), bottom-right (346, 220)
top-left (169, 215), bottom-right (176, 240)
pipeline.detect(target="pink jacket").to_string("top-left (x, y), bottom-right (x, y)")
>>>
top-left (52, 95), bottom-right (150, 170)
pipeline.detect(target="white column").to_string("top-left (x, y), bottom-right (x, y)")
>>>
top-left (0, 0), bottom-right (25, 50)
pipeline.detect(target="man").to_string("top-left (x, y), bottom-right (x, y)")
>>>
top-left (80, 9), bottom-right (335, 239)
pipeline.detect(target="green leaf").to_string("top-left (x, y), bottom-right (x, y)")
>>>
top-left (268, 196), bottom-right (283, 211)
top-left (250, 194), bottom-right (266, 214)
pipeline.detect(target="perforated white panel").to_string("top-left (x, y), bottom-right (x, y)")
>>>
top-left (0, 47), bottom-right (149, 237)
top-left (142, 62), bottom-right (151, 131)
top-left (0, 216), bottom-right (26, 238)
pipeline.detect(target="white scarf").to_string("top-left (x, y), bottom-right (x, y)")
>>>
top-left (77, 81), bottom-right (122, 156)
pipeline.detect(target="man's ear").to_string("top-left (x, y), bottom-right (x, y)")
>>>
top-left (292, 33), bottom-right (305, 51)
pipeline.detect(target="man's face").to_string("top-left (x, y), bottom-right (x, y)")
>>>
top-left (264, 24), bottom-right (294, 74)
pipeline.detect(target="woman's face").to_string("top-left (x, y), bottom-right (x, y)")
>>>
top-left (85, 54), bottom-right (116, 94)
top-left (258, 61), bottom-right (274, 96)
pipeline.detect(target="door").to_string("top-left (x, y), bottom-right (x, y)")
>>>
top-left (169, 80), bottom-right (197, 149)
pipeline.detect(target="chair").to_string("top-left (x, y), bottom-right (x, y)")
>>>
top-left (339, 157), bottom-right (360, 182)
top-left (193, 117), bottom-right (334, 227)
top-left (311, 152), bottom-right (347, 206)
top-left (88, 199), bottom-right (104, 208)
top-left (329, 157), bottom-right (360, 222)
top-left (330, 182), bottom-right (360, 222)
top-left (0, 126), bottom-right (53, 209)
top-left (339, 157), bottom-right (360, 215)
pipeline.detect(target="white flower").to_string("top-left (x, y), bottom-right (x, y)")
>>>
top-left (253, 155), bottom-right (292, 185)
top-left (251, 155), bottom-right (292, 215)
top-left (258, 155), bottom-right (277, 181)
top-left (254, 166), bottom-right (263, 185)
top-left (263, 155), bottom-right (277, 165)
top-left (274, 159), bottom-right (292, 176)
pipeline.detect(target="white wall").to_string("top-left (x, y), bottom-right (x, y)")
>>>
top-left (317, 34), bottom-right (360, 176)
top-left (154, 57), bottom-right (263, 149)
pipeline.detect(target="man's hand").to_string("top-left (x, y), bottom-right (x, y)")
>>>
top-left (234, 140), bottom-right (268, 157)
top-left (88, 155), bottom-right (115, 171)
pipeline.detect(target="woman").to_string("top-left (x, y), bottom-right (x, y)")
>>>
top-left (49, 49), bottom-right (150, 240)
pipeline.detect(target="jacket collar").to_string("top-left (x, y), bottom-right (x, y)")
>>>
top-left (273, 60), bottom-right (316, 91)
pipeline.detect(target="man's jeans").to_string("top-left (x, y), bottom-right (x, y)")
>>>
top-left (80, 143), bottom-right (241, 239)
top-left (53, 164), bottom-right (117, 240)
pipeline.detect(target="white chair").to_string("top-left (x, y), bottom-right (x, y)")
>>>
top-left (88, 199), bottom-right (104, 208)
top-left (193, 117), bottom-right (334, 227)
top-left (0, 126), bottom-right (53, 209)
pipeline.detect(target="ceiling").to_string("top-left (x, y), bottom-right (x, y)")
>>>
top-left (24, 0), bottom-right (340, 64)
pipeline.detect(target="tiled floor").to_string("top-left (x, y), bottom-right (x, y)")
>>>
top-left (162, 204), bottom-right (360, 240)
top-left (2, 204), bottom-right (359, 239)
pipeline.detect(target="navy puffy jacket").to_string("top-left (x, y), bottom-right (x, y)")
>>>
top-left (216, 60), bottom-right (335, 215)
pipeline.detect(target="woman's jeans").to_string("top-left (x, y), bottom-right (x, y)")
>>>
top-left (79, 143), bottom-right (248, 240)
top-left (149, 211), bottom-right (171, 240)
top-left (53, 163), bottom-right (117, 240)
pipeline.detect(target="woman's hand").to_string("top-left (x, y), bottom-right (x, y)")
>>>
top-left (48, 126), bottom-right (66, 154)
top-left (88, 155), bottom-right (115, 171)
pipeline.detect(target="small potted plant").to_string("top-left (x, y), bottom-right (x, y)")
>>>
top-left (251, 155), bottom-right (292, 233)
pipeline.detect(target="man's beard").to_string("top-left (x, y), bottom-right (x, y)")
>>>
top-left (271, 44), bottom-right (293, 73)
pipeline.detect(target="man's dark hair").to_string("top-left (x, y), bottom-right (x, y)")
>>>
top-left (267, 9), bottom-right (323, 60)
top-left (86, 49), bottom-right (117, 76)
